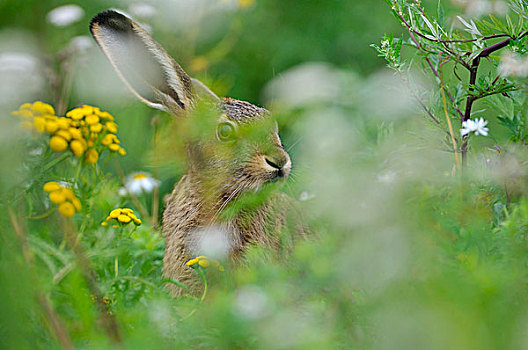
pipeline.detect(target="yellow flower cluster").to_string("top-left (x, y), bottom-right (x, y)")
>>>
top-left (186, 256), bottom-right (224, 271)
top-left (12, 102), bottom-right (126, 164)
top-left (102, 208), bottom-right (142, 226)
top-left (12, 101), bottom-right (56, 132)
top-left (43, 181), bottom-right (82, 218)
top-left (66, 105), bottom-right (126, 158)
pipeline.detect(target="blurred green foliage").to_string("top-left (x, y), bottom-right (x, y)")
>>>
top-left (2, 0), bottom-right (528, 349)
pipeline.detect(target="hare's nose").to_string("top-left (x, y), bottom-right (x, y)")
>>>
top-left (264, 155), bottom-right (291, 178)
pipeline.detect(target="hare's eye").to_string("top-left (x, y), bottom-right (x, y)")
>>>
top-left (217, 122), bottom-right (236, 141)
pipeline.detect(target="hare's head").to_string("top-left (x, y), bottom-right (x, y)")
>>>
top-left (90, 10), bottom-right (291, 198)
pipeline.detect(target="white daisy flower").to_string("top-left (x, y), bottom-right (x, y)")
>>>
top-left (46, 5), bottom-right (84, 27)
top-left (461, 118), bottom-right (488, 137)
top-left (119, 172), bottom-right (160, 196)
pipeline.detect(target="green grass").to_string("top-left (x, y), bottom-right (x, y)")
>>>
top-left (2, 0), bottom-right (528, 348)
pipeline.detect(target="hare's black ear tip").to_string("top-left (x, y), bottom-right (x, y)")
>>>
top-left (90, 10), bottom-right (131, 34)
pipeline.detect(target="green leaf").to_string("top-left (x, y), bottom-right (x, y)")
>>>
top-left (160, 278), bottom-right (189, 290)
top-left (437, 0), bottom-right (445, 28)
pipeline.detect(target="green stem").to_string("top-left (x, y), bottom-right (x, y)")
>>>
top-left (28, 208), bottom-right (56, 220)
top-left (198, 268), bottom-right (208, 303)
top-left (73, 159), bottom-right (83, 183)
top-left (42, 153), bottom-right (70, 172)
top-left (179, 268), bottom-right (208, 321)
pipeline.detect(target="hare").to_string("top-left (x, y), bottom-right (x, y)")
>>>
top-left (90, 10), bottom-right (307, 296)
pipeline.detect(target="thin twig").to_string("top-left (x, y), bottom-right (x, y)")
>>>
top-left (439, 63), bottom-right (461, 170)
top-left (407, 31), bottom-right (466, 120)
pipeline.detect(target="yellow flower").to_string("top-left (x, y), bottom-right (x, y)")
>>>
top-left (186, 256), bottom-right (224, 271)
top-left (43, 181), bottom-right (61, 193)
top-left (101, 134), bottom-right (116, 146)
top-left (55, 129), bottom-right (72, 141)
top-left (70, 140), bottom-right (85, 157)
top-left (117, 214), bottom-right (131, 223)
top-left (85, 114), bottom-right (100, 125)
top-left (66, 108), bottom-right (85, 120)
top-left (45, 120), bottom-right (59, 134)
top-left (44, 182), bottom-right (82, 218)
top-left (12, 102), bottom-right (57, 133)
top-left (15, 102), bottom-right (126, 162)
top-left (198, 259), bottom-right (210, 267)
top-left (103, 208), bottom-right (142, 226)
top-left (33, 117), bottom-right (46, 132)
top-left (109, 208), bottom-right (122, 218)
top-left (49, 136), bottom-right (68, 152)
top-left (85, 149), bottom-right (99, 164)
top-left (238, 0), bottom-right (255, 8)
top-left (90, 123), bottom-right (103, 133)
top-left (98, 111), bottom-right (114, 121)
top-left (189, 56), bottom-right (209, 72)
top-left (49, 190), bottom-right (66, 204)
top-left (68, 127), bottom-right (82, 139)
top-left (32, 101), bottom-right (55, 115)
top-left (72, 198), bottom-right (82, 211)
top-left (105, 122), bottom-right (118, 133)
top-left (62, 187), bottom-right (75, 201)
top-left (57, 117), bottom-right (71, 129)
top-left (58, 202), bottom-right (75, 218)
top-left (186, 258), bottom-right (199, 266)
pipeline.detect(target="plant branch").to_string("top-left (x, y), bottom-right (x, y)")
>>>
top-left (407, 31), bottom-right (466, 120)
top-left (460, 32), bottom-right (527, 165)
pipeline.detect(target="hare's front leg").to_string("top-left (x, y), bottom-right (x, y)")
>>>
top-left (162, 237), bottom-right (204, 297)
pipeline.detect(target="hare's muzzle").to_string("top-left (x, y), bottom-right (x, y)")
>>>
top-left (264, 153), bottom-right (291, 179)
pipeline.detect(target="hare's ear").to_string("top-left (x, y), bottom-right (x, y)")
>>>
top-left (191, 78), bottom-right (221, 104)
top-left (90, 10), bottom-right (194, 114)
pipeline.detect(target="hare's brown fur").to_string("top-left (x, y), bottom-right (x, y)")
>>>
top-left (162, 173), bottom-right (303, 295)
top-left (90, 10), bottom-right (307, 296)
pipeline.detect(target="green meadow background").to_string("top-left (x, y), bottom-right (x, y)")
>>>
top-left (2, 0), bottom-right (528, 348)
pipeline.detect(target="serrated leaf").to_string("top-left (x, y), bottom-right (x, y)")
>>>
top-left (437, 0), bottom-right (445, 28)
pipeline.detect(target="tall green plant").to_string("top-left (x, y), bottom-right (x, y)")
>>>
top-left (373, 0), bottom-right (528, 169)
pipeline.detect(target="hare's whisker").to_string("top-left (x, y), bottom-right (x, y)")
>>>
top-left (211, 181), bottom-right (246, 224)
top-left (286, 137), bottom-right (303, 153)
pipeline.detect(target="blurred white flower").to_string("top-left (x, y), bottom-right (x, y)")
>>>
top-left (119, 172), bottom-right (160, 196)
top-left (498, 51), bottom-right (528, 78)
top-left (69, 36), bottom-right (93, 52)
top-left (299, 191), bottom-right (315, 202)
top-left (129, 3), bottom-right (157, 18)
top-left (362, 70), bottom-right (418, 120)
top-left (0, 52), bottom-right (43, 105)
top-left (192, 226), bottom-right (231, 260)
top-left (377, 170), bottom-right (397, 184)
top-left (46, 5), bottom-right (84, 27)
top-left (0, 52), bottom-right (38, 72)
top-left (454, 0), bottom-right (508, 16)
top-left (233, 285), bottom-right (269, 320)
top-left (461, 118), bottom-right (488, 136)
top-left (264, 62), bottom-right (341, 108)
